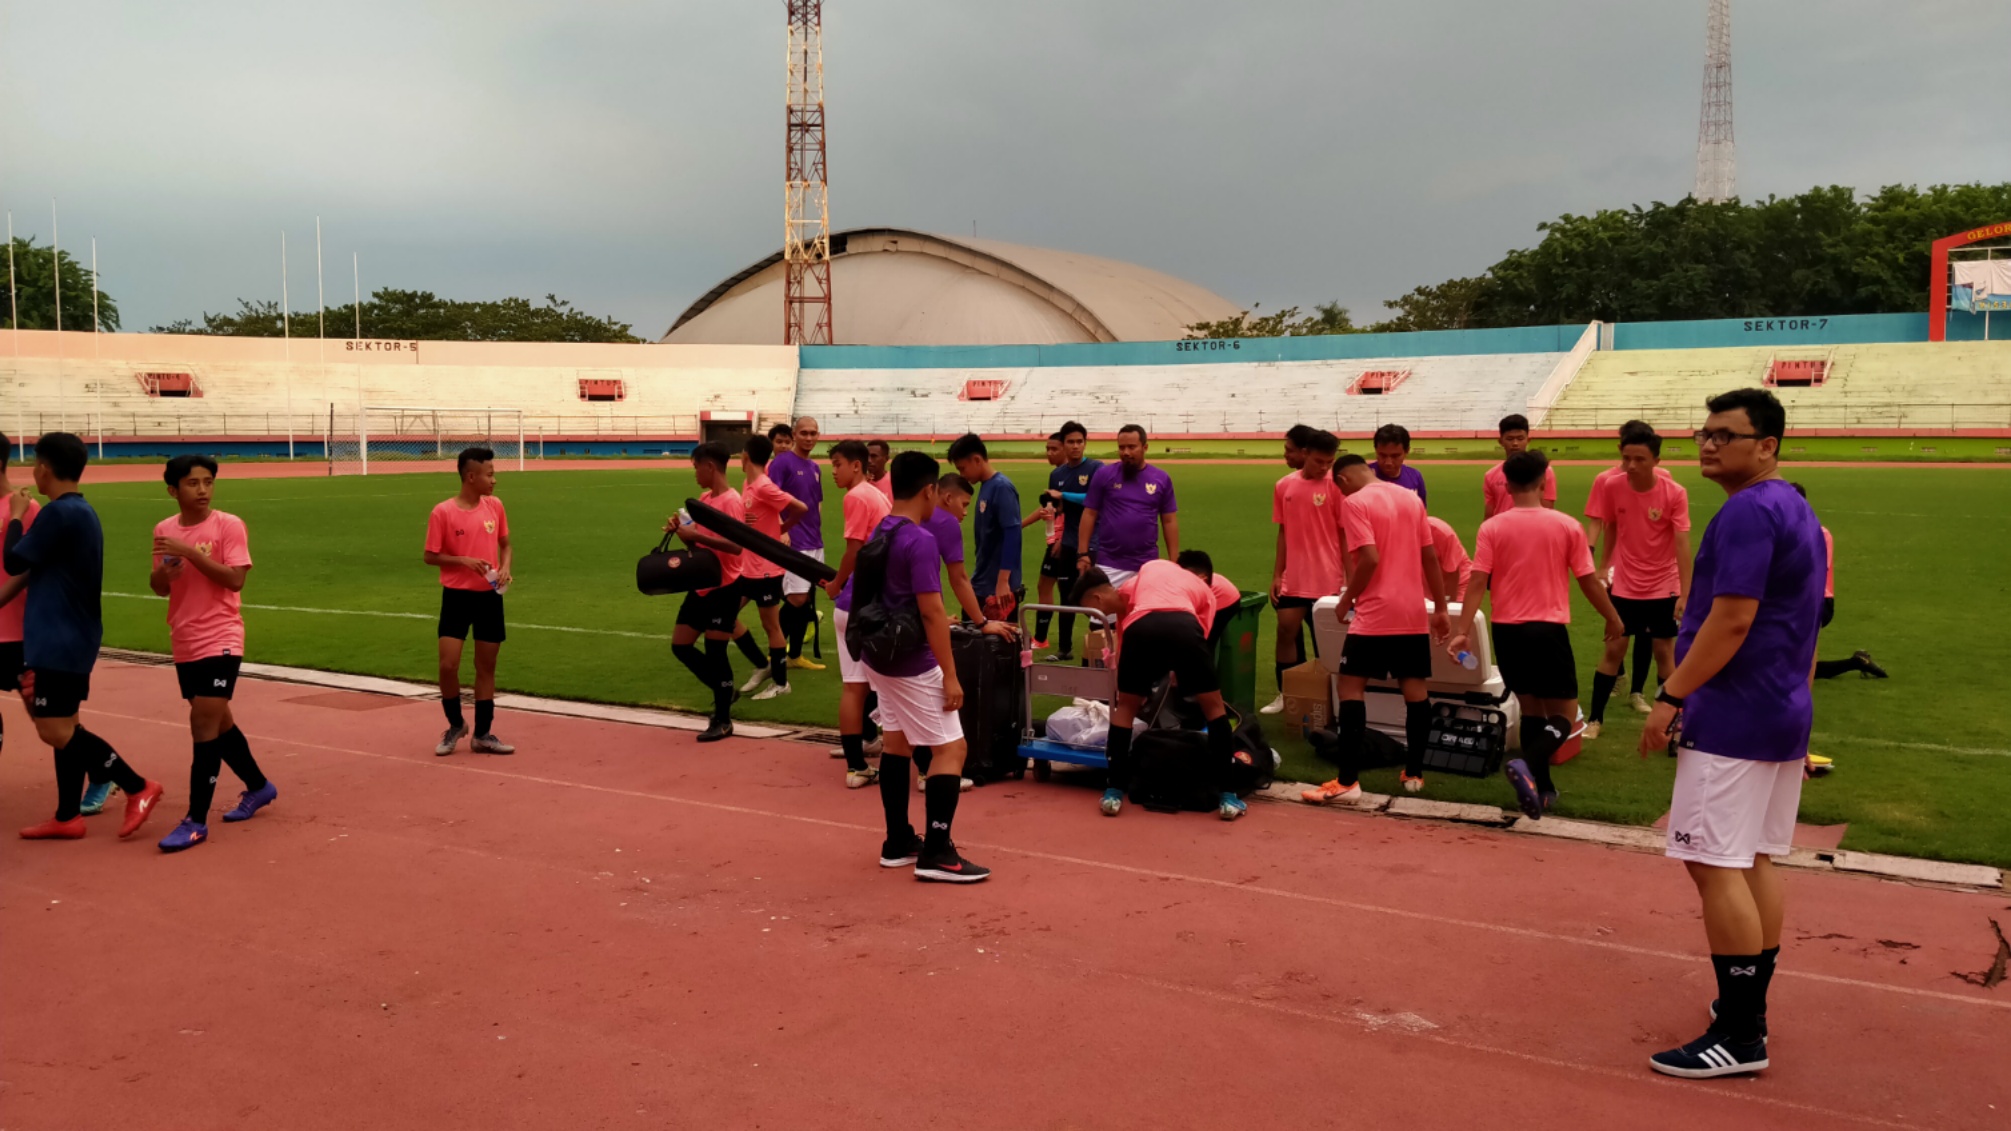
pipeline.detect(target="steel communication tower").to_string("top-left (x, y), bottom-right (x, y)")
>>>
top-left (1692, 0), bottom-right (1736, 204)
top-left (784, 0), bottom-right (833, 344)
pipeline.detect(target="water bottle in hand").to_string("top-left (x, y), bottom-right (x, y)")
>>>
top-left (1454, 649), bottom-right (1479, 671)
top-left (485, 566), bottom-right (509, 596)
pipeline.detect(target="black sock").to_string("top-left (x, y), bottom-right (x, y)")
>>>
top-left (840, 733), bottom-right (868, 773)
top-left (443, 696), bottom-right (465, 729)
top-left (1206, 716), bottom-right (1236, 793)
top-left (475, 699), bottom-right (495, 737)
top-left (1104, 726), bottom-right (1134, 794)
top-left (1812, 658), bottom-right (1856, 679)
top-left (770, 647), bottom-right (788, 687)
top-left (1336, 699), bottom-right (1367, 787)
top-left (704, 639), bottom-right (733, 718)
top-left (1711, 953), bottom-right (1767, 1043)
top-left (923, 772), bottom-right (961, 852)
top-left (52, 741), bottom-right (87, 822)
top-left (783, 602), bottom-right (807, 658)
top-left (1757, 945), bottom-right (1780, 1019)
top-left (67, 726), bottom-right (146, 795)
top-left (672, 642), bottom-right (709, 692)
top-left (188, 737), bottom-right (225, 823)
top-left (1518, 718), bottom-right (1557, 793)
top-left (912, 745), bottom-right (933, 777)
top-left (1404, 700), bottom-right (1432, 777)
top-left (734, 630), bottom-right (766, 670)
top-left (218, 726), bottom-right (267, 791)
top-left (879, 754), bottom-right (913, 841)
top-left (1034, 611), bottom-right (1053, 641)
top-left (1590, 670), bottom-right (1619, 723)
top-left (1057, 610), bottom-right (1076, 654)
top-left (1630, 635), bottom-right (1654, 694)
top-left (1275, 662), bottom-right (1291, 694)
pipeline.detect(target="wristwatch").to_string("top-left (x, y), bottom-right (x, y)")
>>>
top-left (1655, 690), bottom-right (1686, 709)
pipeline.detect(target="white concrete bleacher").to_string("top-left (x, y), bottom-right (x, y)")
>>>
top-left (1544, 343), bottom-right (2011, 432)
top-left (0, 332), bottom-right (799, 440)
top-left (793, 352), bottom-right (1568, 437)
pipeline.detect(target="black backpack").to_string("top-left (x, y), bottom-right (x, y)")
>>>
top-left (1129, 680), bottom-right (1273, 812)
top-left (843, 520), bottom-right (927, 669)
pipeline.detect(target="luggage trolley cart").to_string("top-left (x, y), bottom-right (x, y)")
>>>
top-left (1014, 604), bottom-right (1116, 781)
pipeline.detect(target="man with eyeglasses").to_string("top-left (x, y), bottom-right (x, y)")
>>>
top-left (1638, 388), bottom-right (1825, 1081)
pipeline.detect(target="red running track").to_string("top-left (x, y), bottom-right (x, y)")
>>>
top-left (2, 662), bottom-right (2005, 1129)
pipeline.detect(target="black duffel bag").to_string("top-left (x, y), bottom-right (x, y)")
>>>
top-left (636, 532), bottom-right (721, 596)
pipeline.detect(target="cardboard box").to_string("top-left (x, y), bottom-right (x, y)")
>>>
top-left (1279, 661), bottom-right (1332, 738)
top-left (1083, 630), bottom-right (1113, 668)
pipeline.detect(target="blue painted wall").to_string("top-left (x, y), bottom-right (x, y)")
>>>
top-left (1611, 311), bottom-right (1995, 350)
top-left (800, 324), bottom-right (1586, 370)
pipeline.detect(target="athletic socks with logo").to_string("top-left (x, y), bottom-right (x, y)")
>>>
top-left (1334, 699), bottom-right (1369, 787)
top-left (922, 773), bottom-right (961, 852)
top-left (54, 727), bottom-right (145, 821)
top-left (1403, 700), bottom-right (1432, 778)
top-left (769, 647), bottom-right (788, 687)
top-left (734, 631), bottom-right (766, 671)
top-left (189, 725), bottom-right (269, 823)
top-left (1034, 610), bottom-right (1053, 642)
top-left (1710, 951), bottom-right (1771, 1043)
top-left (1517, 717), bottom-right (1567, 794)
top-left (878, 753), bottom-right (913, 842)
top-left (443, 697), bottom-right (466, 730)
top-left (1589, 670), bottom-right (1619, 723)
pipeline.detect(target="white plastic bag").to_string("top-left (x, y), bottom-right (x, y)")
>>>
top-left (1044, 699), bottom-right (1111, 748)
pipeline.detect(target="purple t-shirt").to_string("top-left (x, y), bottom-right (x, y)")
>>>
top-left (864, 516), bottom-right (944, 678)
top-left (767, 450), bottom-right (824, 552)
top-left (923, 506), bottom-right (965, 566)
top-left (1674, 478), bottom-right (1825, 762)
top-left (1378, 464), bottom-right (1428, 507)
top-left (1083, 462), bottom-right (1177, 571)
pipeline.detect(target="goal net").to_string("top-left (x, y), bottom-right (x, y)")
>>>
top-left (327, 405), bottom-right (527, 477)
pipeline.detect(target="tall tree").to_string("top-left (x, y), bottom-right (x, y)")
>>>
top-left (152, 289), bottom-right (642, 343)
top-left (1187, 301), bottom-right (1357, 339)
top-left (1, 238), bottom-right (121, 331)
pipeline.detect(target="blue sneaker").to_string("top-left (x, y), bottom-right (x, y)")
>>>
top-left (1100, 788), bottom-right (1124, 816)
top-left (1649, 1030), bottom-right (1768, 1078)
top-left (222, 781), bottom-right (278, 823)
top-left (158, 819), bottom-right (208, 853)
top-left (1503, 758), bottom-right (1543, 820)
top-left (1218, 793), bottom-right (1247, 821)
top-left (78, 781), bottom-right (116, 815)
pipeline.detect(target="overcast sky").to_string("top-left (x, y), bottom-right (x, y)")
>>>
top-left (4, 0), bottom-right (2007, 337)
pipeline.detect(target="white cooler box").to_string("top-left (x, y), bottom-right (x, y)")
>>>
top-left (1311, 596), bottom-right (1523, 748)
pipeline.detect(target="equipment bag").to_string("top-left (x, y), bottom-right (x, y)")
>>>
top-left (1131, 728), bottom-right (1222, 814)
top-left (950, 624), bottom-right (1026, 783)
top-left (843, 521), bottom-right (927, 669)
top-left (636, 533), bottom-right (721, 596)
top-left (686, 496), bottom-right (837, 584)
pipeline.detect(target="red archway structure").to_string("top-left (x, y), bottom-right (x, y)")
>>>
top-left (1929, 220), bottom-right (2011, 341)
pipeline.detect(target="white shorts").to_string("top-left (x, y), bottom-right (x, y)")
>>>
top-left (1101, 567), bottom-right (1138, 588)
top-left (782, 548), bottom-right (826, 597)
top-left (865, 665), bottom-right (965, 749)
top-left (1665, 747), bottom-right (1804, 868)
top-left (832, 607), bottom-right (867, 685)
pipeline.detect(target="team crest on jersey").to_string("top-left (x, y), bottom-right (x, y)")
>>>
top-left (1313, 493), bottom-right (1327, 506)
top-left (483, 520), bottom-right (497, 534)
top-left (194, 541), bottom-right (215, 557)
top-left (1145, 483), bottom-right (1158, 495)
top-left (979, 500), bottom-right (988, 513)
top-left (1649, 508), bottom-right (1663, 521)
top-left (1077, 474), bottom-right (1088, 485)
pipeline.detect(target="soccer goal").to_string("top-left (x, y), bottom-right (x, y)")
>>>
top-left (327, 405), bottom-right (527, 476)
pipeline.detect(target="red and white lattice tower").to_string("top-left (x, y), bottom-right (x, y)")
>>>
top-left (784, 0), bottom-right (833, 344)
top-left (1692, 0), bottom-right (1736, 204)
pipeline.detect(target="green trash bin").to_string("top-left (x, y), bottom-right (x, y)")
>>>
top-left (1212, 591), bottom-right (1269, 716)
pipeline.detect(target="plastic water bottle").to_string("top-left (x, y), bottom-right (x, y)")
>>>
top-left (677, 507), bottom-right (693, 525)
top-left (485, 567), bottom-right (509, 596)
top-left (1454, 650), bottom-right (1479, 671)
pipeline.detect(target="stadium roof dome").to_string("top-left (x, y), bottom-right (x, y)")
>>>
top-left (662, 227), bottom-right (1240, 346)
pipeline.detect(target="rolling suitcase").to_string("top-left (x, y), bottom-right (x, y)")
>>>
top-left (950, 625), bottom-right (1027, 784)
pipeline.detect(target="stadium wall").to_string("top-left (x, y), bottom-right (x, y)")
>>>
top-left (1609, 311), bottom-right (1995, 350)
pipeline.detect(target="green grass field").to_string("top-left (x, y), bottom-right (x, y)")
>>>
top-left (82, 458), bottom-right (2011, 868)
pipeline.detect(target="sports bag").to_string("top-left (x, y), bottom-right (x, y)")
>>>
top-left (636, 533), bottom-right (721, 596)
top-left (843, 520), bottom-right (927, 669)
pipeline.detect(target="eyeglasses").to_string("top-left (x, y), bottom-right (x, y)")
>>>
top-left (1692, 429), bottom-right (1760, 448)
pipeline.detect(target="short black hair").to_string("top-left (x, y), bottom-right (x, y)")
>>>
top-left (866, 439), bottom-right (891, 456)
top-left (1060, 420), bottom-right (1088, 442)
top-left (891, 451), bottom-right (939, 500)
top-left (1175, 549), bottom-right (1214, 581)
top-left (766, 422), bottom-right (794, 443)
top-left (1285, 424), bottom-right (1320, 448)
top-left (1068, 568), bottom-right (1114, 605)
top-left (947, 433), bottom-right (989, 463)
top-left (164, 454), bottom-right (219, 486)
top-left (744, 434), bottom-right (774, 466)
top-left (1705, 387), bottom-right (1787, 443)
top-left (457, 446), bottom-right (495, 476)
top-left (937, 472), bottom-right (973, 497)
top-left (1372, 423), bottom-right (1412, 451)
top-left (1503, 449), bottom-right (1550, 488)
top-left (1618, 426), bottom-right (1662, 457)
top-left (1333, 453), bottom-right (1368, 474)
top-left (1118, 424), bottom-right (1148, 445)
top-left (1619, 418), bottom-right (1650, 437)
top-left (1789, 481), bottom-right (1808, 499)
top-left (691, 441), bottom-right (731, 470)
top-left (1046, 431), bottom-right (1064, 443)
top-left (1304, 430), bottom-right (1340, 456)
top-left (1498, 414), bottom-right (1530, 436)
top-left (829, 439), bottom-right (869, 465)
top-left (35, 432), bottom-right (88, 482)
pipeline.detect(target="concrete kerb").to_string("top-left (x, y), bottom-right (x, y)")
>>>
top-left (1253, 778), bottom-right (2004, 893)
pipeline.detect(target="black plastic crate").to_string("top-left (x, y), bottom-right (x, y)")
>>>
top-left (1419, 702), bottom-right (1508, 778)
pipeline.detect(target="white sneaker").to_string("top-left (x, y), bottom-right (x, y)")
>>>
top-left (1259, 694), bottom-right (1286, 715)
top-left (752, 682), bottom-right (792, 701)
top-left (1583, 720), bottom-right (1603, 740)
top-left (863, 736), bottom-right (884, 757)
top-left (845, 766), bottom-right (879, 789)
top-left (1629, 693), bottom-right (1652, 714)
top-left (739, 668), bottom-right (772, 694)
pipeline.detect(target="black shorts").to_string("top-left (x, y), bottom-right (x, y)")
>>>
top-left (26, 667), bottom-right (91, 718)
top-left (1040, 544), bottom-right (1080, 581)
top-left (1116, 611), bottom-right (1220, 698)
top-left (1820, 596), bottom-right (1835, 630)
top-left (1339, 632), bottom-right (1433, 681)
top-left (677, 587), bottom-right (740, 634)
top-left (177, 654), bottom-right (243, 701)
top-left (1492, 622), bottom-right (1579, 699)
top-left (439, 588), bottom-right (507, 644)
top-left (737, 575), bottom-right (786, 608)
top-left (0, 640), bottom-right (21, 692)
top-left (1273, 595), bottom-right (1318, 612)
top-left (1611, 595), bottom-right (1679, 639)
